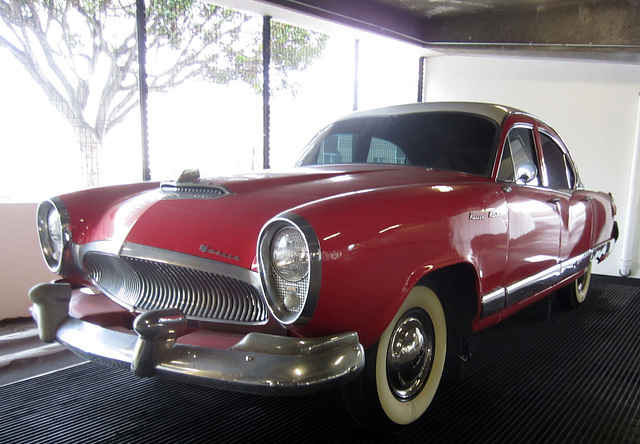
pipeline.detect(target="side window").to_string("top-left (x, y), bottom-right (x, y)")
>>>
top-left (540, 132), bottom-right (575, 190)
top-left (317, 134), bottom-right (355, 164)
top-left (497, 127), bottom-right (540, 186)
top-left (367, 137), bottom-right (408, 165)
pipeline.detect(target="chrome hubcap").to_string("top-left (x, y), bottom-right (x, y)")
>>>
top-left (577, 275), bottom-right (586, 293)
top-left (386, 309), bottom-right (434, 401)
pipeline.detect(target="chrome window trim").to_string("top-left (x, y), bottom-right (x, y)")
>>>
top-left (538, 128), bottom-right (583, 190)
top-left (538, 128), bottom-right (578, 191)
top-left (507, 184), bottom-right (574, 197)
top-left (497, 123), bottom-right (538, 185)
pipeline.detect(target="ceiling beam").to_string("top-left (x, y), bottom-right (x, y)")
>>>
top-left (254, 0), bottom-right (429, 44)
top-left (424, 2), bottom-right (640, 47)
top-left (256, 0), bottom-right (640, 63)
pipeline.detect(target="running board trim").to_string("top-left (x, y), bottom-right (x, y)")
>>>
top-left (481, 238), bottom-right (615, 318)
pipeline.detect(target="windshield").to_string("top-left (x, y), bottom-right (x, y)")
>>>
top-left (297, 112), bottom-right (499, 177)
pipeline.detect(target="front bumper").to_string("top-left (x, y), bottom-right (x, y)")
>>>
top-left (29, 282), bottom-right (365, 395)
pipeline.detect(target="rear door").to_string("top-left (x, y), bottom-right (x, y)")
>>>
top-left (537, 128), bottom-right (592, 261)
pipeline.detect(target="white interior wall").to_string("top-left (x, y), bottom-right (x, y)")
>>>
top-left (424, 55), bottom-right (640, 278)
top-left (0, 204), bottom-right (58, 319)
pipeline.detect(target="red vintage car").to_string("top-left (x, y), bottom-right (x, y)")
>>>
top-left (31, 102), bottom-right (617, 431)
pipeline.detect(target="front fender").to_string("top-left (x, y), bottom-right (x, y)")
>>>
top-left (285, 183), bottom-right (507, 348)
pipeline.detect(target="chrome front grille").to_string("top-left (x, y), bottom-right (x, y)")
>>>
top-left (84, 253), bottom-right (268, 324)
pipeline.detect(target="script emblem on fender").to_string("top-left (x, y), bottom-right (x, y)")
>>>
top-left (199, 244), bottom-right (241, 261)
top-left (469, 210), bottom-right (505, 221)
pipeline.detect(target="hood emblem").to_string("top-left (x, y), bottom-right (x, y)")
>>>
top-left (199, 245), bottom-right (241, 262)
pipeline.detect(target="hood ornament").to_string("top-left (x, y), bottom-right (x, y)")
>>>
top-left (177, 169), bottom-right (200, 184)
top-left (160, 169), bottom-right (232, 200)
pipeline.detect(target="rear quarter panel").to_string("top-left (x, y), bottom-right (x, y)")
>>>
top-left (589, 191), bottom-right (617, 247)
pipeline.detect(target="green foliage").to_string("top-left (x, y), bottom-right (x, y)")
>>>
top-left (144, 1), bottom-right (328, 94)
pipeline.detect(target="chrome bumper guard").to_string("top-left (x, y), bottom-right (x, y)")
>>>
top-left (29, 283), bottom-right (365, 395)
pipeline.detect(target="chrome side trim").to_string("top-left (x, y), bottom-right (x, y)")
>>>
top-left (506, 264), bottom-right (562, 307)
top-left (593, 238), bottom-right (615, 263)
top-left (30, 283), bottom-right (364, 395)
top-left (481, 288), bottom-right (506, 317)
top-left (561, 251), bottom-right (592, 277)
top-left (480, 239), bottom-right (614, 318)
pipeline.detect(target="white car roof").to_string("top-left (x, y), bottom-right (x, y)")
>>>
top-left (339, 102), bottom-right (525, 125)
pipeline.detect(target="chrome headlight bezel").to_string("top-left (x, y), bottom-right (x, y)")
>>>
top-left (36, 198), bottom-right (71, 273)
top-left (258, 213), bottom-right (321, 325)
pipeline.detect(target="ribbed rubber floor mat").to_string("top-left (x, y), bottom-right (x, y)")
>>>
top-left (1, 275), bottom-right (638, 443)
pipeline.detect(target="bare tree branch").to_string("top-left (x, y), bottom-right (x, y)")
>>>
top-left (1, 0), bottom-right (327, 187)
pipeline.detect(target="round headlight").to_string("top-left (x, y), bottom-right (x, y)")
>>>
top-left (37, 199), bottom-right (68, 272)
top-left (47, 207), bottom-right (63, 261)
top-left (258, 214), bottom-right (321, 325)
top-left (271, 227), bottom-right (309, 282)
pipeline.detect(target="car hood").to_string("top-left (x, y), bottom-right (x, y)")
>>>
top-left (66, 164), bottom-right (488, 269)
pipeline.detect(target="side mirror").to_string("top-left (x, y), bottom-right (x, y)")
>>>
top-left (516, 162), bottom-right (537, 184)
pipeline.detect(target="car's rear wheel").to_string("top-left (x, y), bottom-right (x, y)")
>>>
top-left (558, 262), bottom-right (592, 309)
top-left (341, 286), bottom-right (447, 432)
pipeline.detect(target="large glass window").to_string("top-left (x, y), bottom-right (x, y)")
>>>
top-left (498, 127), bottom-right (540, 186)
top-left (1, 1), bottom-right (424, 202)
top-left (269, 30), bottom-right (422, 169)
top-left (299, 112), bottom-right (498, 176)
top-left (540, 132), bottom-right (575, 190)
top-left (0, 0), bottom-right (141, 200)
top-left (146, 7), bottom-right (264, 181)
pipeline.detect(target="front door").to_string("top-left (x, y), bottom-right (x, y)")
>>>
top-left (498, 125), bottom-right (562, 306)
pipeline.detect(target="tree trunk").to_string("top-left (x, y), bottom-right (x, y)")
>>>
top-left (74, 126), bottom-right (102, 189)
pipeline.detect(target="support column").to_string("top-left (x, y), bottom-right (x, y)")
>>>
top-left (136, 0), bottom-right (151, 181)
top-left (619, 91), bottom-right (640, 277)
top-left (263, 16), bottom-right (272, 169)
top-left (353, 39), bottom-right (359, 111)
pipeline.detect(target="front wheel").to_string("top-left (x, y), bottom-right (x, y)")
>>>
top-left (341, 286), bottom-right (447, 432)
top-left (558, 262), bottom-right (592, 309)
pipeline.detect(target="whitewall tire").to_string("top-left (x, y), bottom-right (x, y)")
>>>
top-left (341, 285), bottom-right (447, 430)
top-left (559, 262), bottom-right (592, 309)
